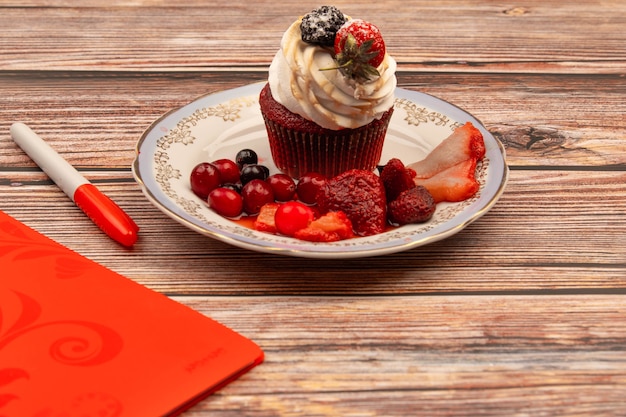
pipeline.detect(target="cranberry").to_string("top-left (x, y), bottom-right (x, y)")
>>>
top-left (296, 172), bottom-right (327, 204)
top-left (208, 187), bottom-right (243, 217)
top-left (211, 158), bottom-right (240, 184)
top-left (241, 179), bottom-right (274, 215)
top-left (236, 149), bottom-right (258, 169)
top-left (274, 201), bottom-right (315, 237)
top-left (267, 173), bottom-right (296, 201)
top-left (240, 164), bottom-right (270, 185)
top-left (190, 162), bottom-right (221, 200)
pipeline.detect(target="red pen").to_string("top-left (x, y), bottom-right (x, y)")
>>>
top-left (10, 122), bottom-right (139, 247)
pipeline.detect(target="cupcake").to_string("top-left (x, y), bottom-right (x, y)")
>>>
top-left (260, 5), bottom-right (397, 179)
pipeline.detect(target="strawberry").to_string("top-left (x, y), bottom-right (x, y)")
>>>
top-left (332, 19), bottom-right (386, 81)
top-left (408, 122), bottom-right (485, 179)
top-left (294, 211), bottom-right (354, 242)
top-left (414, 159), bottom-right (480, 203)
top-left (380, 158), bottom-right (416, 202)
top-left (388, 186), bottom-right (436, 225)
top-left (253, 202), bottom-right (280, 233)
top-left (406, 122), bottom-right (485, 203)
top-left (317, 169), bottom-right (387, 236)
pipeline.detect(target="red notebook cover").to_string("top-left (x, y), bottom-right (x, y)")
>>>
top-left (0, 210), bottom-right (263, 416)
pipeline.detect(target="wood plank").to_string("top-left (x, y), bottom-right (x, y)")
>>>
top-left (0, 1), bottom-right (624, 74)
top-left (1, 170), bottom-right (624, 295)
top-left (171, 294), bottom-right (626, 416)
top-left (1, 2), bottom-right (624, 416)
top-left (1, 72), bottom-right (625, 169)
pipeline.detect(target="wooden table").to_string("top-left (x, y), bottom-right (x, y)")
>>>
top-left (2, 1), bottom-right (625, 415)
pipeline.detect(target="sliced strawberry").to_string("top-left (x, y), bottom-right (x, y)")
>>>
top-left (294, 211), bottom-right (354, 242)
top-left (317, 169), bottom-right (387, 236)
top-left (388, 186), bottom-right (436, 225)
top-left (380, 158), bottom-right (416, 202)
top-left (414, 159), bottom-right (480, 203)
top-left (408, 122), bottom-right (485, 179)
top-left (253, 202), bottom-right (280, 233)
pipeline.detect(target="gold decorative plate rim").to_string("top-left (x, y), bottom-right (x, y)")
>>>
top-left (133, 82), bottom-right (508, 259)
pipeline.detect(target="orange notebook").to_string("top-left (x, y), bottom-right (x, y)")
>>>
top-left (0, 210), bottom-right (263, 416)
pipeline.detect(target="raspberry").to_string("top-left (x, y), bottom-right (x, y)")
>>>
top-left (388, 186), bottom-right (436, 225)
top-left (300, 6), bottom-right (346, 46)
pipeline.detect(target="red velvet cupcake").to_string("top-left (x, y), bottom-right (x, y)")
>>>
top-left (260, 84), bottom-right (393, 179)
top-left (260, 6), bottom-right (397, 179)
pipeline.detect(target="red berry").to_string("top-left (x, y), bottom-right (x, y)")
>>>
top-left (241, 179), bottom-right (274, 215)
top-left (211, 158), bottom-right (240, 184)
top-left (267, 173), bottom-right (297, 201)
top-left (380, 158), bottom-right (416, 202)
top-left (208, 187), bottom-right (243, 217)
top-left (317, 169), bottom-right (387, 236)
top-left (334, 19), bottom-right (386, 79)
top-left (296, 172), bottom-right (327, 204)
top-left (388, 186), bottom-right (436, 225)
top-left (190, 162), bottom-right (221, 200)
top-left (274, 201), bottom-right (315, 237)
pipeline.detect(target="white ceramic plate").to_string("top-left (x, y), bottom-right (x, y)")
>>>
top-left (133, 82), bottom-right (508, 258)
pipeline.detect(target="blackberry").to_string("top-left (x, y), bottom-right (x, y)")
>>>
top-left (300, 6), bottom-right (346, 47)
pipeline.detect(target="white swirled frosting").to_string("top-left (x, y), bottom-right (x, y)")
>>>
top-left (268, 18), bottom-right (397, 130)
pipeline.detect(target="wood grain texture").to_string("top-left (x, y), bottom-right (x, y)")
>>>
top-left (1, 1), bottom-right (625, 73)
top-left (1, 1), bottom-right (625, 416)
top-left (176, 295), bottom-right (626, 416)
top-left (0, 170), bottom-right (624, 295)
top-left (1, 72), bottom-right (625, 168)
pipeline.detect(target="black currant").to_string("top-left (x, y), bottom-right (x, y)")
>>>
top-left (235, 149), bottom-right (258, 169)
top-left (240, 164), bottom-right (269, 185)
